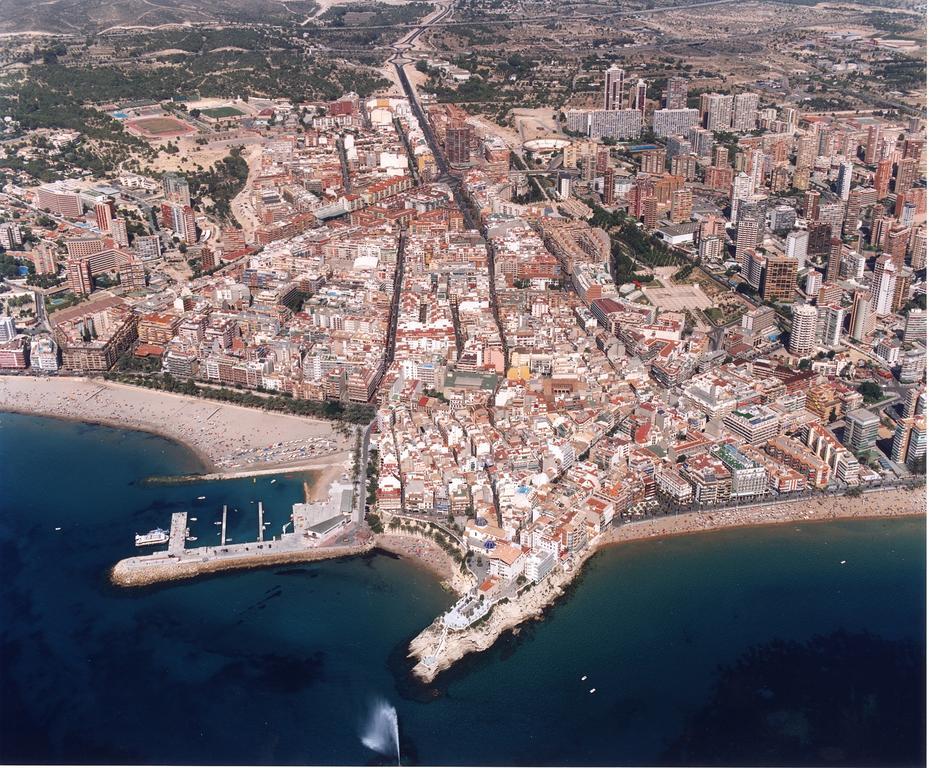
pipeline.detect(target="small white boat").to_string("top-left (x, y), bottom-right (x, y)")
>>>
top-left (190, 517), bottom-right (198, 522)
top-left (187, 536), bottom-right (198, 542)
top-left (840, 560), bottom-right (847, 564)
top-left (54, 527), bottom-right (61, 531)
top-left (135, 529), bottom-right (169, 547)
top-left (589, 688), bottom-right (596, 694)
top-left (197, 496), bottom-right (206, 500)
top-left (270, 479), bottom-right (277, 484)
top-left (581, 675), bottom-right (587, 681)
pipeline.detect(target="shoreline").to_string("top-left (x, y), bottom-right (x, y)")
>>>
top-left (407, 488), bottom-right (926, 683)
top-left (0, 375), bottom-right (352, 477)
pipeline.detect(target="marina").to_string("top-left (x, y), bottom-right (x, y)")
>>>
top-left (112, 480), bottom-right (362, 586)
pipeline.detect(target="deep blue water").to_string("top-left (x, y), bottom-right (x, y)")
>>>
top-left (0, 412), bottom-right (925, 766)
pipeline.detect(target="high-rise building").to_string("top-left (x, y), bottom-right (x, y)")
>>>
top-left (804, 269), bottom-right (823, 299)
top-left (910, 228), bottom-right (926, 270)
top-left (796, 135), bottom-right (817, 170)
top-left (0, 315), bottom-right (16, 343)
top-left (651, 109), bottom-right (699, 138)
top-left (895, 157), bottom-right (917, 194)
top-left (891, 418), bottom-right (913, 463)
top-left (36, 183), bottom-right (83, 218)
top-left (819, 303), bottom-right (845, 347)
top-left (110, 217), bottom-right (129, 248)
top-left (446, 124), bottom-right (472, 167)
top-left (602, 167), bottom-right (615, 205)
top-left (864, 125), bottom-right (882, 164)
top-left (0, 222), bottom-right (23, 250)
top-left (803, 190), bottom-right (820, 221)
top-left (664, 76), bottom-right (688, 110)
top-left (669, 188), bottom-right (693, 223)
top-left (849, 289), bottom-right (875, 341)
top-left (730, 172), bottom-right (755, 221)
top-left (904, 309), bottom-right (927, 345)
top-left (687, 126), bottom-right (714, 157)
top-left (700, 93), bottom-right (733, 131)
top-left (836, 161), bottom-right (854, 201)
top-left (161, 202), bottom-right (198, 244)
top-left (870, 255), bottom-right (897, 316)
top-left (670, 153), bottom-right (698, 180)
top-left (818, 202), bottom-right (845, 237)
top-left (785, 230), bottom-right (809, 269)
top-left (163, 173), bottom-right (191, 206)
top-left (633, 78), bottom-right (647, 113)
top-left (731, 92), bottom-right (759, 132)
top-left (825, 238), bottom-right (843, 283)
top-left (604, 65), bottom-right (626, 111)
top-left (844, 408), bottom-right (880, 454)
top-left (760, 254), bottom-right (798, 303)
top-left (788, 303), bottom-right (818, 356)
top-left (735, 208), bottom-right (764, 266)
top-left (94, 198), bottom-right (116, 233)
top-left (67, 257), bottom-right (93, 296)
top-left (874, 158), bottom-right (893, 198)
top-left (886, 226), bottom-right (910, 268)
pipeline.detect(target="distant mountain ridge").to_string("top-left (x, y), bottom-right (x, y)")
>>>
top-left (0, 0), bottom-right (319, 35)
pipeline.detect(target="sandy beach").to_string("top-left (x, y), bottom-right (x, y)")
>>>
top-left (375, 532), bottom-right (475, 594)
top-left (409, 487), bottom-right (926, 682)
top-left (0, 375), bottom-right (352, 474)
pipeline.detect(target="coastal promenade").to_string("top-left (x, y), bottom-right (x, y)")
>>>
top-left (407, 486), bottom-right (926, 683)
top-left (0, 375), bottom-right (351, 474)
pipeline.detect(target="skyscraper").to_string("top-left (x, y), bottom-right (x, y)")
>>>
top-left (870, 255), bottom-right (897, 316)
top-left (633, 79), bottom-right (647, 113)
top-left (163, 173), bottom-right (191, 207)
top-left (788, 303), bottom-right (818, 356)
top-left (864, 124), bottom-right (882, 165)
top-left (604, 65), bottom-right (626, 111)
top-left (836, 161), bottom-right (854, 201)
top-left (664, 77), bottom-right (688, 110)
top-left (446, 124), bottom-right (472, 167)
top-left (825, 238), bottom-right (843, 283)
top-left (785, 230), bottom-right (809, 269)
top-left (874, 158), bottom-right (892, 198)
top-left (904, 309), bottom-right (926, 345)
top-left (819, 303), bottom-right (845, 347)
top-left (731, 92), bottom-right (759, 132)
top-left (844, 409), bottom-right (880, 454)
top-left (849, 289), bottom-right (875, 342)
top-left (760, 254), bottom-right (798, 303)
top-left (700, 93), bottom-right (733, 131)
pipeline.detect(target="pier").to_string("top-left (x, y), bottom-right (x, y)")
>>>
top-left (221, 505), bottom-right (228, 546)
top-left (169, 512), bottom-right (187, 555)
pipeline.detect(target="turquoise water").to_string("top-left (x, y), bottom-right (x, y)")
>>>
top-left (0, 412), bottom-right (925, 765)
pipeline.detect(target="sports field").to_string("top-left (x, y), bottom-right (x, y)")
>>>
top-left (200, 106), bottom-right (245, 119)
top-left (126, 116), bottom-right (196, 138)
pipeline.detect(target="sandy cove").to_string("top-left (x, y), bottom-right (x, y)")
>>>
top-left (408, 487), bottom-right (926, 683)
top-left (374, 533), bottom-right (476, 594)
top-left (0, 375), bottom-right (352, 475)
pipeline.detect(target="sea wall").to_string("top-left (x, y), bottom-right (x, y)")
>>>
top-left (111, 542), bottom-right (374, 587)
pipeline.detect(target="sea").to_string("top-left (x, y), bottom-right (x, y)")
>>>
top-left (0, 411), bottom-right (925, 767)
